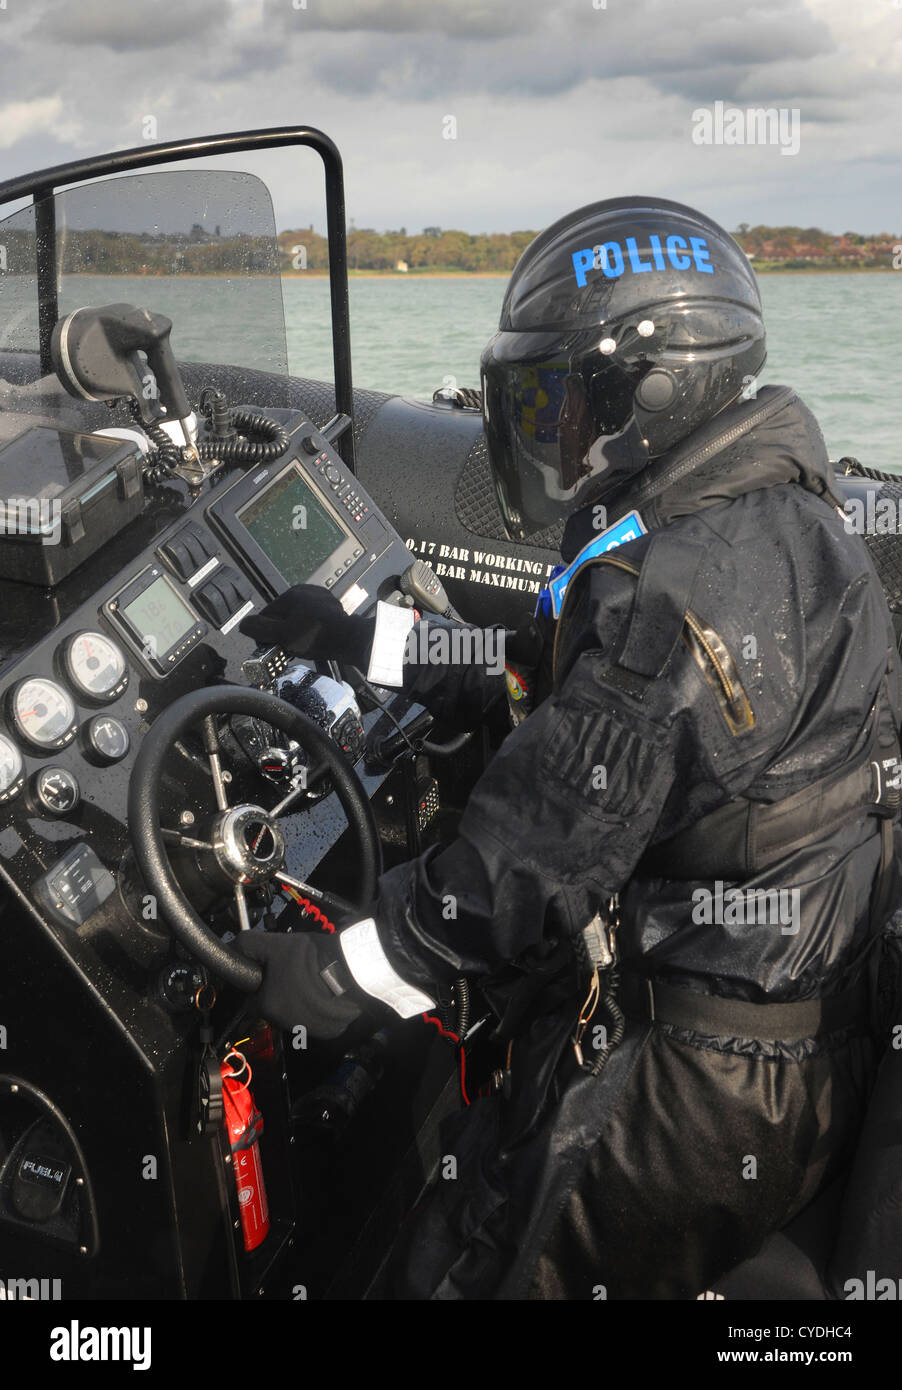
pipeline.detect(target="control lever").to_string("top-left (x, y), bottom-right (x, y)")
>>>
top-left (51, 302), bottom-right (197, 453)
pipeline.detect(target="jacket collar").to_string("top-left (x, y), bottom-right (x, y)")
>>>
top-left (561, 385), bottom-right (841, 562)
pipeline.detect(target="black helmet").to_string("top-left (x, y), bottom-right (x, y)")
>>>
top-left (480, 196), bottom-right (766, 538)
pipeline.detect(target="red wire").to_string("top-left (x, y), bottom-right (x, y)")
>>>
top-left (421, 1013), bottom-right (459, 1043)
top-left (458, 1046), bottom-right (470, 1107)
top-left (282, 886), bottom-right (336, 933)
top-left (422, 1013), bottom-right (470, 1106)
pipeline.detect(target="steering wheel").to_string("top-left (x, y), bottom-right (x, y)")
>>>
top-left (128, 685), bottom-right (380, 992)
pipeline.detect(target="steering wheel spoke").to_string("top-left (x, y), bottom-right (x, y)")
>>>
top-left (161, 827), bottom-right (216, 852)
top-left (233, 882), bottom-right (253, 933)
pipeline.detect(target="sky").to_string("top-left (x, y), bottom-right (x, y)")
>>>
top-left (0, 0), bottom-right (898, 237)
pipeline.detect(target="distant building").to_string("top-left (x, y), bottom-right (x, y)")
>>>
top-left (395, 260), bottom-right (409, 273)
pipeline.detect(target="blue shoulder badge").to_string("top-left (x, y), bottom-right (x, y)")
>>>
top-left (538, 510), bottom-right (646, 619)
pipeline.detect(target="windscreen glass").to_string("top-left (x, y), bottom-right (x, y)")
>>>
top-left (0, 168), bottom-right (290, 436)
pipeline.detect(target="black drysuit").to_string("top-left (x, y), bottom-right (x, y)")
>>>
top-left (370, 385), bottom-right (900, 1299)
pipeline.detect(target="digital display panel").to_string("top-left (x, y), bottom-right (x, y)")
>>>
top-left (122, 575), bottom-right (197, 656)
top-left (237, 466), bottom-right (349, 584)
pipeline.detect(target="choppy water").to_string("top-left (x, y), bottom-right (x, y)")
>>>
top-left (6, 271), bottom-right (899, 471)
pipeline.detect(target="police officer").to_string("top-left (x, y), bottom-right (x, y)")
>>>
top-left (238, 197), bottom-right (901, 1299)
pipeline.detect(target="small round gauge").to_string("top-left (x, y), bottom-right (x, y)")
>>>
top-left (83, 714), bottom-right (130, 765)
top-left (32, 766), bottom-right (80, 817)
top-left (62, 631), bottom-right (128, 703)
top-left (8, 677), bottom-right (77, 752)
top-left (0, 734), bottom-right (24, 802)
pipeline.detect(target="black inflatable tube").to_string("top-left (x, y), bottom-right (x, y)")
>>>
top-left (128, 685), bottom-right (381, 992)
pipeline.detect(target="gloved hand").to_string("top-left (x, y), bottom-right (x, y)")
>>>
top-left (235, 929), bottom-right (367, 1038)
top-left (239, 584), bottom-right (375, 664)
top-left (505, 613), bottom-right (543, 669)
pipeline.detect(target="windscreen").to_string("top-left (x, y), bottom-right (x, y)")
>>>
top-left (0, 168), bottom-right (290, 432)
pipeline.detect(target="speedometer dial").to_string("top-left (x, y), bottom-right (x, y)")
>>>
top-left (62, 631), bottom-right (128, 702)
top-left (0, 734), bottom-right (24, 801)
top-left (9, 677), bottom-right (77, 752)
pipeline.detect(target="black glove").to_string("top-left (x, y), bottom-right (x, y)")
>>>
top-left (239, 584), bottom-right (375, 664)
top-left (235, 929), bottom-right (367, 1038)
top-left (505, 613), bottom-right (543, 669)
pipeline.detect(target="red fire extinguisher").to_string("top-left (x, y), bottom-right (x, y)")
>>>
top-left (221, 1049), bottom-right (270, 1253)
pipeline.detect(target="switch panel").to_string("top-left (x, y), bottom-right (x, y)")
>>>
top-left (158, 524), bottom-right (219, 585)
top-left (191, 566), bottom-right (254, 630)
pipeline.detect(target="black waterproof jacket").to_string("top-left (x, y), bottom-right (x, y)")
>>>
top-left (373, 385), bottom-right (900, 1039)
top-left (370, 384), bottom-right (902, 1299)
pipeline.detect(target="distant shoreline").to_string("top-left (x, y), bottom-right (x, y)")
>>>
top-left (63, 267), bottom-right (899, 279)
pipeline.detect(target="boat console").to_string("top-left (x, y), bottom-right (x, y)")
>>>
top-left (0, 384), bottom-right (467, 1299)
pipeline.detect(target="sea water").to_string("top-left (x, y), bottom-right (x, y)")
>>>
top-left (13, 271), bottom-right (901, 473)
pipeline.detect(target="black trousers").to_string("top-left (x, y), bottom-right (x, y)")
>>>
top-left (377, 1020), bottom-right (876, 1300)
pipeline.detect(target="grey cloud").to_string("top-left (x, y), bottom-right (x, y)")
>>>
top-left (261, 0), bottom-right (541, 38)
top-left (0, 0), bottom-right (895, 238)
top-left (291, 1), bottom-right (835, 103)
top-left (36, 0), bottom-right (230, 51)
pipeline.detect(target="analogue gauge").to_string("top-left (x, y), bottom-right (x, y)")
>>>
top-left (31, 766), bottom-right (80, 817)
top-left (83, 714), bottom-right (130, 765)
top-left (0, 734), bottom-right (24, 802)
top-left (9, 677), bottom-right (77, 751)
top-left (62, 631), bottom-right (128, 703)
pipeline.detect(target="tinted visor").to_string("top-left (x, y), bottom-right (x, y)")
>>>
top-left (481, 330), bottom-right (647, 539)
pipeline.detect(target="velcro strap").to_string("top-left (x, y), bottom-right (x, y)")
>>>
top-left (615, 532), bottom-right (705, 680)
top-left (619, 972), bottom-right (870, 1043)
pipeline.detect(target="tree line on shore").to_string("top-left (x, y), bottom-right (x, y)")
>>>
top-left (2, 222), bottom-right (898, 276)
top-left (282, 224), bottom-right (901, 273)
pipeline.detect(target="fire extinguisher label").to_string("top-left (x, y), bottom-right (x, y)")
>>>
top-left (222, 1056), bottom-right (271, 1253)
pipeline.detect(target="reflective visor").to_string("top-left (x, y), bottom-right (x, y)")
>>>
top-left (481, 330), bottom-right (647, 538)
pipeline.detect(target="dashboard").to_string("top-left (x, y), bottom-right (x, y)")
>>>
top-left (0, 391), bottom-right (462, 1302)
top-left (0, 407), bottom-right (416, 979)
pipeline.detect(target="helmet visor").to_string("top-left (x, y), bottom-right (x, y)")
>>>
top-left (481, 330), bottom-right (646, 538)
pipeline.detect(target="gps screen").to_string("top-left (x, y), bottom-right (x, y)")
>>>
top-left (237, 466), bottom-right (348, 584)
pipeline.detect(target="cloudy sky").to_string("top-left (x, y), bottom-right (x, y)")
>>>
top-left (0, 0), bottom-right (898, 236)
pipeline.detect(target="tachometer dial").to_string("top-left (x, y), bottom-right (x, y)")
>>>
top-left (62, 631), bottom-right (128, 703)
top-left (9, 677), bottom-right (77, 752)
top-left (0, 734), bottom-right (24, 801)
